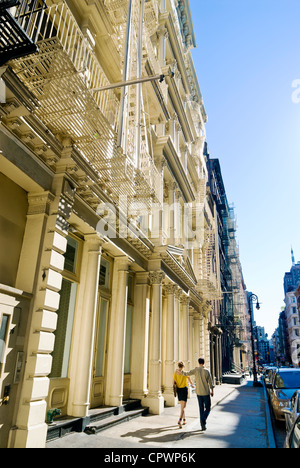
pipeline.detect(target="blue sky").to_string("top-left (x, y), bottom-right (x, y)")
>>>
top-left (189, 0), bottom-right (300, 336)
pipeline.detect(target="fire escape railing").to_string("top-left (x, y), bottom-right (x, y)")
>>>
top-left (0, 0), bottom-right (46, 66)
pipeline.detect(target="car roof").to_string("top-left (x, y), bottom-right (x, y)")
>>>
top-left (276, 368), bottom-right (300, 373)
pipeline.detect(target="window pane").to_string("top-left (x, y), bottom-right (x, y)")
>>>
top-left (50, 279), bottom-right (77, 378)
top-left (64, 237), bottom-right (78, 273)
top-left (124, 305), bottom-right (133, 374)
top-left (127, 275), bottom-right (133, 302)
top-left (0, 315), bottom-right (9, 373)
top-left (95, 299), bottom-right (108, 377)
top-left (99, 258), bottom-right (110, 288)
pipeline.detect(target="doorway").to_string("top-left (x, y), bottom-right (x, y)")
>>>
top-left (90, 296), bottom-right (110, 408)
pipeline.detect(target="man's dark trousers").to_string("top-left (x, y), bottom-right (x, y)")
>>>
top-left (197, 395), bottom-right (211, 427)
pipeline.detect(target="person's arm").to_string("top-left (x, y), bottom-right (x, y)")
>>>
top-left (181, 368), bottom-right (196, 377)
top-left (187, 376), bottom-right (195, 388)
top-left (206, 370), bottom-right (214, 396)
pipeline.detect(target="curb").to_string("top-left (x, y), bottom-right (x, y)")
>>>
top-left (262, 382), bottom-right (276, 449)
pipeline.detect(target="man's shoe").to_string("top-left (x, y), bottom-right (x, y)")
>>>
top-left (201, 421), bottom-right (206, 431)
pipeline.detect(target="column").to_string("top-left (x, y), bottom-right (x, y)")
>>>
top-left (199, 314), bottom-right (205, 361)
top-left (188, 307), bottom-right (194, 371)
top-left (130, 272), bottom-right (150, 401)
top-left (67, 234), bottom-right (104, 417)
top-left (180, 295), bottom-right (190, 368)
top-left (215, 334), bottom-right (222, 385)
top-left (210, 333), bottom-right (215, 383)
top-left (147, 271), bottom-right (165, 414)
top-left (164, 283), bottom-right (177, 407)
top-left (193, 313), bottom-right (201, 367)
top-left (174, 288), bottom-right (181, 363)
top-left (204, 316), bottom-right (211, 370)
top-left (10, 176), bottom-right (75, 448)
top-left (105, 257), bottom-right (130, 407)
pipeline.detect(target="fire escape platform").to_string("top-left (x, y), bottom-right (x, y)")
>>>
top-left (0, 8), bottom-right (38, 66)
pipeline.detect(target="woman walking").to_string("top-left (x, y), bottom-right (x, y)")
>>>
top-left (173, 361), bottom-right (194, 428)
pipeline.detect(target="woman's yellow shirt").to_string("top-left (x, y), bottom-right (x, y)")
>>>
top-left (173, 371), bottom-right (188, 388)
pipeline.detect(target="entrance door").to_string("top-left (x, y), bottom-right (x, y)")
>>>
top-left (90, 296), bottom-right (109, 408)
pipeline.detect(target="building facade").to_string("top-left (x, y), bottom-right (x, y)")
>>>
top-left (0, 0), bottom-right (246, 448)
top-left (284, 292), bottom-right (300, 367)
top-left (206, 150), bottom-right (250, 374)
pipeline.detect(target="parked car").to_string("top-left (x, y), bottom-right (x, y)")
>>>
top-left (285, 414), bottom-right (300, 448)
top-left (264, 367), bottom-right (277, 395)
top-left (266, 368), bottom-right (300, 422)
top-left (283, 390), bottom-right (300, 432)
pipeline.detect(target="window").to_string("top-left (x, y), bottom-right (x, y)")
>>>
top-left (94, 299), bottom-right (109, 377)
top-left (275, 372), bottom-right (300, 389)
top-left (64, 236), bottom-right (79, 274)
top-left (0, 315), bottom-right (9, 375)
top-left (124, 275), bottom-right (134, 374)
top-left (50, 279), bottom-right (77, 378)
top-left (99, 258), bottom-right (110, 289)
top-left (50, 235), bottom-right (80, 379)
top-left (124, 305), bottom-right (133, 374)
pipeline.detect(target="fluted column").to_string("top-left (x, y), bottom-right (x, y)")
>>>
top-left (130, 272), bottom-right (150, 401)
top-left (180, 295), bottom-right (190, 368)
top-left (68, 234), bottom-right (104, 417)
top-left (188, 307), bottom-right (194, 371)
top-left (204, 316), bottom-right (210, 369)
top-left (163, 283), bottom-right (177, 407)
top-left (147, 271), bottom-right (165, 414)
top-left (199, 314), bottom-right (205, 359)
top-left (193, 313), bottom-right (201, 367)
top-left (105, 257), bottom-right (130, 407)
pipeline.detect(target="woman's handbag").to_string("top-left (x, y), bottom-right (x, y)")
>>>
top-left (173, 383), bottom-right (177, 397)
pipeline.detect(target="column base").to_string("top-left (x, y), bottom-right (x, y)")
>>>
top-left (71, 402), bottom-right (89, 418)
top-left (9, 423), bottom-right (48, 448)
top-left (105, 395), bottom-right (123, 408)
top-left (142, 394), bottom-right (164, 415)
top-left (164, 390), bottom-right (177, 407)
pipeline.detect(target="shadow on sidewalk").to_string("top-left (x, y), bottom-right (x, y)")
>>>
top-left (119, 381), bottom-right (270, 448)
top-left (120, 424), bottom-right (188, 444)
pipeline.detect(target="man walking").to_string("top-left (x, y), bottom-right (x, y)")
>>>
top-left (181, 358), bottom-right (214, 431)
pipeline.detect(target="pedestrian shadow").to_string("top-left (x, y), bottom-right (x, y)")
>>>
top-left (120, 424), bottom-right (192, 444)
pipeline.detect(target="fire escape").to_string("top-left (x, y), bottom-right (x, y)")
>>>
top-left (6, 0), bottom-right (162, 212)
top-left (0, 0), bottom-right (45, 66)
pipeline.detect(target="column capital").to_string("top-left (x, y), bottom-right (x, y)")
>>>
top-left (149, 271), bottom-right (165, 285)
top-left (135, 272), bottom-right (150, 285)
top-left (164, 282), bottom-right (178, 295)
top-left (180, 294), bottom-right (191, 305)
top-left (83, 233), bottom-right (107, 252)
top-left (27, 191), bottom-right (55, 216)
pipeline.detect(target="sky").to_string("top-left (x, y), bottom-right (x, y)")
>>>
top-left (189, 0), bottom-right (300, 336)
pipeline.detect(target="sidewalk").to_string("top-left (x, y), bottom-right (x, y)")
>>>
top-left (47, 379), bottom-right (275, 449)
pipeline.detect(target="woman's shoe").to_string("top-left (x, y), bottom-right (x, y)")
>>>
top-left (183, 419), bottom-right (186, 425)
top-left (178, 419), bottom-right (182, 428)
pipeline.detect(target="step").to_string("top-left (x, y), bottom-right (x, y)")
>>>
top-left (222, 373), bottom-right (245, 385)
top-left (46, 416), bottom-right (90, 442)
top-left (85, 407), bottom-right (149, 435)
top-left (46, 399), bottom-right (148, 441)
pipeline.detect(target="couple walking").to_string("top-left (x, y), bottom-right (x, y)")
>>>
top-left (173, 358), bottom-right (214, 431)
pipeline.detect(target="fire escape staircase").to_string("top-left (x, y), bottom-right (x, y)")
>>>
top-left (0, 0), bottom-right (45, 66)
